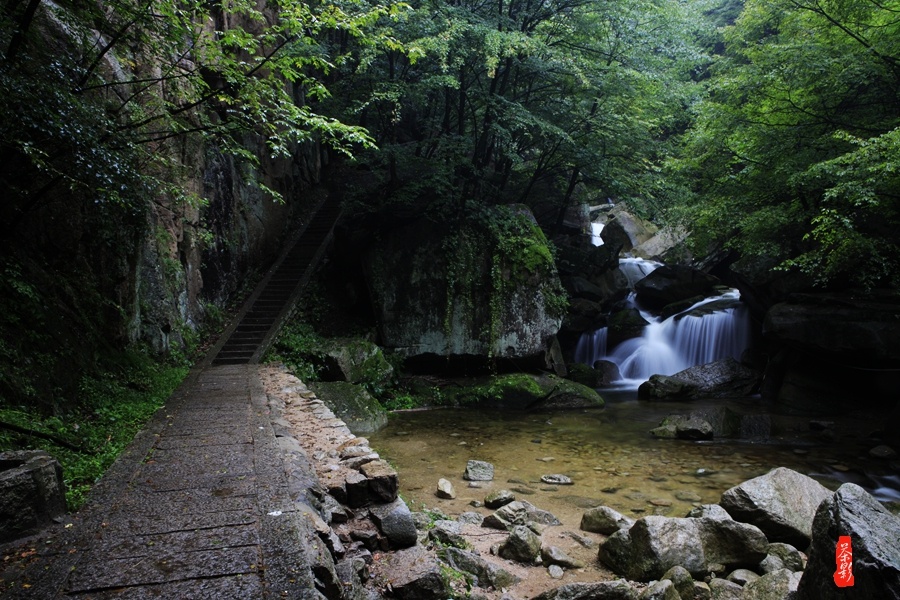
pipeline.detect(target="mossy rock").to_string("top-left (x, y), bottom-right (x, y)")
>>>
top-left (309, 381), bottom-right (388, 434)
top-left (566, 362), bottom-right (604, 388)
top-left (442, 373), bottom-right (603, 410)
top-left (321, 338), bottom-right (394, 389)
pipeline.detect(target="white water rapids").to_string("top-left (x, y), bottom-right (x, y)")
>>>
top-left (574, 258), bottom-right (752, 388)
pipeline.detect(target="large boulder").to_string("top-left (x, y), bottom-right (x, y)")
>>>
top-left (639, 376), bottom-right (700, 401)
top-left (599, 207), bottom-right (658, 252)
top-left (561, 298), bottom-right (607, 333)
top-left (443, 547), bottom-right (521, 589)
top-left (362, 206), bottom-right (565, 364)
top-left (0, 450), bottom-right (67, 543)
top-left (600, 515), bottom-right (768, 581)
top-left (632, 225), bottom-right (689, 264)
top-left (638, 358), bottom-right (760, 400)
top-left (560, 203), bottom-right (591, 235)
top-left (720, 467), bottom-right (833, 548)
top-left (308, 381), bottom-right (388, 434)
top-left (797, 483), bottom-right (900, 600)
top-left (318, 338), bottom-right (394, 390)
top-left (764, 293), bottom-right (900, 363)
top-left (556, 240), bottom-right (621, 280)
top-left (634, 265), bottom-right (721, 311)
top-left (369, 498), bottom-right (418, 548)
top-left (608, 308), bottom-right (650, 349)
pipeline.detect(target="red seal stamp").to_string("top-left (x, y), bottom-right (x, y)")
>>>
top-left (834, 535), bottom-right (854, 587)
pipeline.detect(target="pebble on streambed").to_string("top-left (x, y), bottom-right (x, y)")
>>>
top-left (540, 474), bottom-right (574, 485)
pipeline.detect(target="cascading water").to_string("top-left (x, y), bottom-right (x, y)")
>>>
top-left (618, 257), bottom-right (661, 288)
top-left (575, 258), bottom-right (752, 388)
top-left (610, 290), bottom-right (751, 386)
top-left (574, 328), bottom-right (607, 365)
top-left (590, 222), bottom-right (605, 246)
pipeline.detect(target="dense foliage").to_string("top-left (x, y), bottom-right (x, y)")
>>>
top-left (330, 0), bottom-right (710, 223)
top-left (675, 0), bottom-right (900, 289)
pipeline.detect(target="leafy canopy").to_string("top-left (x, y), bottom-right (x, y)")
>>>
top-left (674, 0), bottom-right (900, 289)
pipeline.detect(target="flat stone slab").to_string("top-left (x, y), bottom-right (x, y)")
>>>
top-left (68, 545), bottom-right (259, 591)
top-left (90, 523), bottom-right (260, 558)
top-left (78, 574), bottom-right (264, 599)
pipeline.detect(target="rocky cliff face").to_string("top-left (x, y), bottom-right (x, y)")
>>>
top-left (360, 206), bottom-right (566, 368)
top-left (132, 139), bottom-right (325, 353)
top-left (0, 0), bottom-right (330, 406)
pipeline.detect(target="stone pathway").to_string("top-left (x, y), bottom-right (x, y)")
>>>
top-left (1, 198), bottom-right (344, 599)
top-left (2, 365), bottom-right (332, 599)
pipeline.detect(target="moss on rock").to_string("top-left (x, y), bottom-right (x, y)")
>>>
top-left (320, 337), bottom-right (394, 392)
top-left (441, 373), bottom-right (603, 410)
top-left (309, 381), bottom-right (388, 434)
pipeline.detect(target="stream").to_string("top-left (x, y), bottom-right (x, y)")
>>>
top-left (368, 391), bottom-right (900, 529)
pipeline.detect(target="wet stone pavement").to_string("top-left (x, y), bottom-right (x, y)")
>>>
top-left (1, 365), bottom-right (327, 599)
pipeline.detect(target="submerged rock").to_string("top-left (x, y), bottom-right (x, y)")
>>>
top-left (541, 474), bottom-right (574, 485)
top-left (483, 500), bottom-right (561, 530)
top-left (442, 373), bottom-right (604, 410)
top-left (464, 460), bottom-right (494, 482)
top-left (650, 415), bottom-right (713, 440)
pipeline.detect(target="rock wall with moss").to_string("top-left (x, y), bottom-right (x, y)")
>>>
top-left (361, 205), bottom-right (566, 364)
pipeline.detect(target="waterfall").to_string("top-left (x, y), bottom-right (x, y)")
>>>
top-left (590, 222), bottom-right (605, 246)
top-left (618, 257), bottom-right (661, 288)
top-left (575, 257), bottom-right (752, 388)
top-left (609, 291), bottom-right (751, 385)
top-left (574, 327), bottom-right (607, 366)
